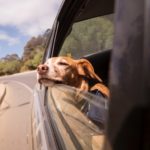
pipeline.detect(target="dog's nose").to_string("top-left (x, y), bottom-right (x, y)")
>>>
top-left (37, 64), bottom-right (49, 75)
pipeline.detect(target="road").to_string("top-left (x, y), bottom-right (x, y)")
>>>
top-left (0, 71), bottom-right (37, 88)
top-left (0, 71), bottom-right (37, 150)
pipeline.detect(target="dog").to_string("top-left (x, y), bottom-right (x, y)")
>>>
top-left (37, 56), bottom-right (109, 148)
top-left (37, 56), bottom-right (109, 98)
top-left (37, 56), bottom-right (110, 126)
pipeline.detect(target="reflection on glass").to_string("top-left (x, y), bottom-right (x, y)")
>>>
top-left (59, 15), bottom-right (114, 58)
top-left (47, 84), bottom-right (109, 150)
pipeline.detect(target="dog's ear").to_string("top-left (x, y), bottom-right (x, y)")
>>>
top-left (76, 59), bottom-right (102, 82)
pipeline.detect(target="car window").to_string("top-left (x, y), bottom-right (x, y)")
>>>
top-left (59, 14), bottom-right (114, 58)
top-left (46, 84), bottom-right (109, 150)
top-left (45, 14), bottom-right (113, 150)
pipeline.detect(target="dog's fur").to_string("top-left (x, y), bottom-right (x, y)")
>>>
top-left (37, 56), bottom-right (109, 98)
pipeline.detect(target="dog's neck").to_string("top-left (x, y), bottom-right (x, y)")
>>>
top-left (63, 75), bottom-right (109, 98)
top-left (65, 76), bottom-right (89, 91)
top-left (79, 79), bottom-right (89, 91)
top-left (77, 76), bottom-right (98, 91)
top-left (78, 76), bottom-right (110, 98)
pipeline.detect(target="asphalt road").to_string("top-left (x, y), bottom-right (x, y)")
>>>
top-left (0, 71), bottom-right (37, 88)
top-left (0, 71), bottom-right (37, 150)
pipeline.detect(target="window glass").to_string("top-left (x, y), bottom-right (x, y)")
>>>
top-left (47, 14), bottom-right (113, 150)
top-left (47, 84), bottom-right (109, 150)
top-left (59, 14), bottom-right (114, 58)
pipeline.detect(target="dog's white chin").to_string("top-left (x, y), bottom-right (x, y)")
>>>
top-left (38, 78), bottom-right (62, 87)
top-left (38, 78), bottom-right (54, 87)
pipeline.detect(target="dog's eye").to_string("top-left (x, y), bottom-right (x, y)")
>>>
top-left (58, 62), bottom-right (69, 66)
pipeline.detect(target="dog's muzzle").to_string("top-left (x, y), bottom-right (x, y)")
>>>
top-left (37, 64), bottom-right (49, 75)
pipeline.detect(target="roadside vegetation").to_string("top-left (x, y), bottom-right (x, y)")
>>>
top-left (0, 16), bottom-right (113, 76)
top-left (0, 29), bottom-right (51, 76)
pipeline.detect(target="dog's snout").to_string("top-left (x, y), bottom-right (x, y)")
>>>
top-left (37, 64), bottom-right (49, 74)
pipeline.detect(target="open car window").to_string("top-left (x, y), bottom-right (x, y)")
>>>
top-left (44, 13), bottom-right (113, 150)
top-left (46, 84), bottom-right (109, 150)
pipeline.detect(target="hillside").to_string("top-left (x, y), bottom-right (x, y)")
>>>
top-left (0, 29), bottom-right (51, 76)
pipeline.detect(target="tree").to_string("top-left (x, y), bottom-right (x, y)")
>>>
top-left (60, 16), bottom-right (114, 58)
top-left (20, 50), bottom-right (43, 72)
top-left (0, 60), bottom-right (22, 75)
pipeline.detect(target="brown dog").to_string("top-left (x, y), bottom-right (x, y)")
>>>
top-left (37, 56), bottom-right (109, 148)
top-left (37, 56), bottom-right (109, 97)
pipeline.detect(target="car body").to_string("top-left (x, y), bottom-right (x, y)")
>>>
top-left (31, 0), bottom-right (150, 150)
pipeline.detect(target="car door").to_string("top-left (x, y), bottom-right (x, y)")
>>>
top-left (104, 0), bottom-right (150, 150)
top-left (34, 0), bottom-right (114, 150)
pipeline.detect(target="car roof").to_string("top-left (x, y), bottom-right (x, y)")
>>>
top-left (57, 0), bottom-right (114, 22)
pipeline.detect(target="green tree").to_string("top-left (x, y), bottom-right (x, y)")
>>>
top-left (0, 60), bottom-right (22, 75)
top-left (20, 50), bottom-right (43, 71)
top-left (60, 16), bottom-right (114, 58)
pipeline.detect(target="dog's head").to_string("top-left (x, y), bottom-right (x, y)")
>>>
top-left (37, 56), bottom-right (102, 91)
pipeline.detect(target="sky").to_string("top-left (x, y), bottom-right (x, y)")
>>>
top-left (0, 0), bottom-right (62, 59)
